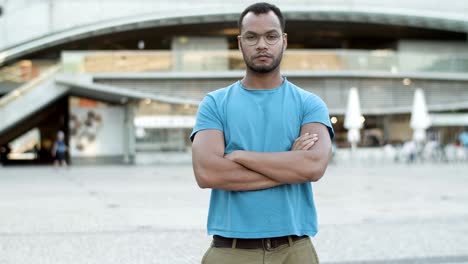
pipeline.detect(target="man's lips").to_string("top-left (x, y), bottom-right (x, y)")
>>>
top-left (254, 54), bottom-right (273, 59)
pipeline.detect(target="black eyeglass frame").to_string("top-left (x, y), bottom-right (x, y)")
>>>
top-left (238, 32), bottom-right (287, 46)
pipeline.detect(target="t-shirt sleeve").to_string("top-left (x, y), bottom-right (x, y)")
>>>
top-left (190, 95), bottom-right (224, 142)
top-left (302, 95), bottom-right (335, 140)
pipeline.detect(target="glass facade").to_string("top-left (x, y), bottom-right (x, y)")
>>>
top-left (62, 50), bottom-right (468, 74)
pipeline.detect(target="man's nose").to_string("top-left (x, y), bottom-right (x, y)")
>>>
top-left (256, 35), bottom-right (268, 49)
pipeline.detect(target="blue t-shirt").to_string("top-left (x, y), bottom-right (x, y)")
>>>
top-left (190, 78), bottom-right (334, 238)
top-left (56, 140), bottom-right (66, 153)
top-left (459, 132), bottom-right (468, 147)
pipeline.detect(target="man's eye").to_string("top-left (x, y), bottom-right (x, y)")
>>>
top-left (266, 35), bottom-right (280, 40)
top-left (245, 35), bottom-right (257, 41)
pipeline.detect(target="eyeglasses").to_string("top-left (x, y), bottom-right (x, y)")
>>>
top-left (239, 32), bottom-right (286, 46)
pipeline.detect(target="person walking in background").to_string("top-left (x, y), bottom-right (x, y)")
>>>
top-left (459, 128), bottom-right (468, 161)
top-left (190, 2), bottom-right (334, 263)
top-left (402, 140), bottom-right (417, 163)
top-left (52, 130), bottom-right (68, 167)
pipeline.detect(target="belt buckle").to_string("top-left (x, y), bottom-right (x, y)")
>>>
top-left (263, 238), bottom-right (273, 251)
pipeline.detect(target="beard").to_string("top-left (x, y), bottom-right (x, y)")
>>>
top-left (241, 44), bottom-right (284, 74)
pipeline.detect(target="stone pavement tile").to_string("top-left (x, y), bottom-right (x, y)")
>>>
top-left (1, 163), bottom-right (468, 263)
top-left (1, 229), bottom-right (210, 264)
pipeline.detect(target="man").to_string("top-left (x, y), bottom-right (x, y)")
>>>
top-left (52, 130), bottom-right (68, 167)
top-left (459, 129), bottom-right (468, 148)
top-left (191, 2), bottom-right (334, 263)
top-left (459, 128), bottom-right (468, 159)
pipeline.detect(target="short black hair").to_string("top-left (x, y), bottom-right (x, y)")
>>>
top-left (238, 2), bottom-right (285, 33)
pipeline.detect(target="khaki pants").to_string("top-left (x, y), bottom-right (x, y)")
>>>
top-left (201, 237), bottom-right (319, 264)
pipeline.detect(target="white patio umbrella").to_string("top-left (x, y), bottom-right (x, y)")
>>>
top-left (344, 87), bottom-right (363, 151)
top-left (410, 88), bottom-right (431, 143)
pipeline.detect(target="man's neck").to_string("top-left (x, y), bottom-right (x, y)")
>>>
top-left (241, 70), bottom-right (284, 90)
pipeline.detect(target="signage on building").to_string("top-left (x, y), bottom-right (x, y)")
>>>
top-left (134, 115), bottom-right (196, 128)
top-left (430, 114), bottom-right (468, 126)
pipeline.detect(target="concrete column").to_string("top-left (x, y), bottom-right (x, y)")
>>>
top-left (382, 115), bottom-right (392, 142)
top-left (123, 101), bottom-right (136, 164)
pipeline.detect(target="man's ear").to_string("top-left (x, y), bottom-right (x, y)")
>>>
top-left (237, 35), bottom-right (242, 52)
top-left (283, 33), bottom-right (288, 51)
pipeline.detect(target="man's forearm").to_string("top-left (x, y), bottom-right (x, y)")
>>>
top-left (227, 150), bottom-right (329, 183)
top-left (193, 154), bottom-right (282, 191)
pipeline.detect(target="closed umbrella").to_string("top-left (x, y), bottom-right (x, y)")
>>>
top-left (344, 87), bottom-right (363, 151)
top-left (410, 88), bottom-right (431, 143)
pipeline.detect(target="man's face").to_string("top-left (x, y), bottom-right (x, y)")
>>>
top-left (238, 11), bottom-right (287, 74)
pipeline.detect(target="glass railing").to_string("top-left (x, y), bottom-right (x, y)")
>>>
top-left (0, 64), bottom-right (61, 108)
top-left (61, 49), bottom-right (468, 74)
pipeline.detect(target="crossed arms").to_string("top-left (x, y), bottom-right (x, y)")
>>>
top-left (191, 122), bottom-right (332, 191)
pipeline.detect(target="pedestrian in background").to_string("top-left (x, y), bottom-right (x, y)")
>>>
top-left (52, 130), bottom-right (68, 167)
top-left (459, 128), bottom-right (468, 160)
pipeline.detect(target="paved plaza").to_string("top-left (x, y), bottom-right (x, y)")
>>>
top-left (1, 162), bottom-right (468, 264)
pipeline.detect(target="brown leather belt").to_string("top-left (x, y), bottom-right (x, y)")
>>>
top-left (212, 235), bottom-right (308, 251)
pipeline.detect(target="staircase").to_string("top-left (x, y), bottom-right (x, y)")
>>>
top-left (0, 66), bottom-right (68, 140)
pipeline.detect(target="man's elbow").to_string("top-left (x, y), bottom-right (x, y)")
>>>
top-left (292, 163), bottom-right (326, 183)
top-left (308, 167), bottom-right (327, 182)
top-left (195, 175), bottom-right (210, 189)
top-left (193, 168), bottom-right (212, 189)
top-left (192, 153), bottom-right (226, 189)
top-left (193, 162), bottom-right (220, 189)
top-left (303, 153), bottom-right (331, 182)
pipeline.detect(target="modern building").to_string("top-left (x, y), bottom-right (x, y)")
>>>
top-left (1, 0), bottom-right (468, 164)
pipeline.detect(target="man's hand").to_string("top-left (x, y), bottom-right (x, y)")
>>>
top-left (224, 151), bottom-right (240, 162)
top-left (192, 130), bottom-right (282, 190)
top-left (291, 133), bottom-right (318, 151)
top-left (225, 133), bottom-right (318, 162)
top-left (219, 124), bottom-right (331, 184)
